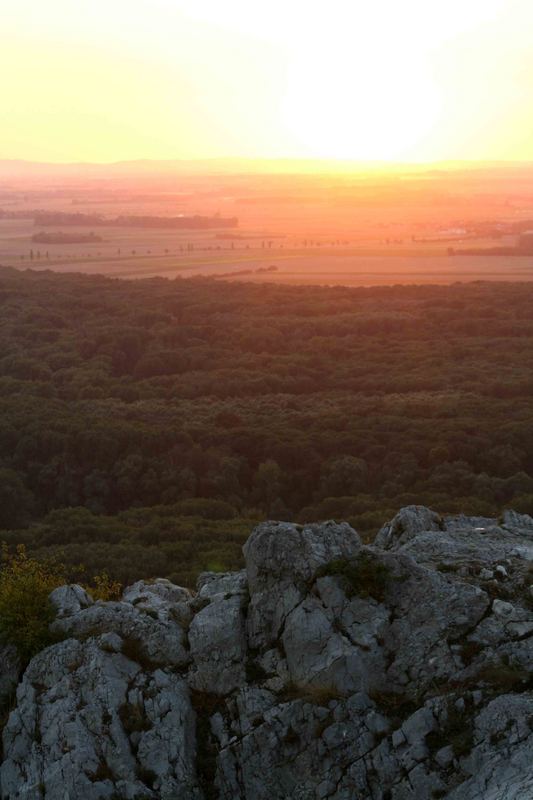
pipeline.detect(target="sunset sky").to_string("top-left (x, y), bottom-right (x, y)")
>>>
top-left (2, 0), bottom-right (533, 164)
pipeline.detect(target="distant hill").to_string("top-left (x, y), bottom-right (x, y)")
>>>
top-left (2, 157), bottom-right (533, 181)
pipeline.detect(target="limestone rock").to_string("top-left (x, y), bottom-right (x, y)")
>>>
top-left (1, 508), bottom-right (532, 800)
top-left (374, 505), bottom-right (443, 550)
top-left (49, 583), bottom-right (93, 618)
top-left (51, 598), bottom-right (190, 669)
top-left (188, 572), bottom-right (248, 695)
top-left (1, 638), bottom-right (201, 800)
top-left (122, 579), bottom-right (193, 626)
top-left (502, 508), bottom-right (533, 533)
top-left (447, 694), bottom-right (533, 800)
top-left (244, 520), bottom-right (361, 648)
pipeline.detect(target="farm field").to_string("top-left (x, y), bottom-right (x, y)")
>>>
top-left (3, 161), bottom-right (533, 285)
top-left (9, 248), bottom-right (533, 286)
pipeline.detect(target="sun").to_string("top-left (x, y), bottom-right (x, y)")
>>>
top-left (281, 24), bottom-right (441, 161)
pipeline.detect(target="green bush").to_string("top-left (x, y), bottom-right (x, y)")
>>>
top-left (0, 544), bottom-right (64, 660)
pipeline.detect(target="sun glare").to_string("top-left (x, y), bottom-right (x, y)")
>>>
top-left (1, 0), bottom-right (533, 162)
top-left (282, 39), bottom-right (440, 160)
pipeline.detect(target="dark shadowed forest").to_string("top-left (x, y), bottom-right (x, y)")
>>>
top-left (1, 265), bottom-right (533, 585)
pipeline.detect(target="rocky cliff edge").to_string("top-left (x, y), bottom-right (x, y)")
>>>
top-left (1, 506), bottom-right (532, 799)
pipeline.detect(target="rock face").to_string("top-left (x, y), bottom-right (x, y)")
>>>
top-left (1, 507), bottom-right (533, 799)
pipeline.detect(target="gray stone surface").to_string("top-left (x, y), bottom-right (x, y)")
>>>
top-left (1, 639), bottom-right (201, 800)
top-left (244, 520), bottom-right (362, 649)
top-left (188, 572), bottom-right (248, 695)
top-left (49, 583), bottom-right (93, 618)
top-left (374, 505), bottom-right (443, 549)
top-left (1, 507), bottom-right (532, 799)
top-left (50, 598), bottom-right (190, 669)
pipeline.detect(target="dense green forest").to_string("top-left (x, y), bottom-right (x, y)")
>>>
top-left (1, 265), bottom-right (533, 586)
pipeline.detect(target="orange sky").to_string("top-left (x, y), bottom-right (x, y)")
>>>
top-left (2, 0), bottom-right (533, 164)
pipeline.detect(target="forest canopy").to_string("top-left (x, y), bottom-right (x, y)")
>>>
top-left (1, 265), bottom-right (533, 585)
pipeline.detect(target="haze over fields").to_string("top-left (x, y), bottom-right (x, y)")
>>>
top-left (2, 160), bottom-right (533, 285)
top-left (4, 1), bottom-right (533, 285)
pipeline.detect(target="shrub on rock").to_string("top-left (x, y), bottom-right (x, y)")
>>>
top-left (0, 544), bottom-right (64, 660)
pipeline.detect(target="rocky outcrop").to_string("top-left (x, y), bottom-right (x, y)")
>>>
top-left (1, 506), bottom-right (532, 799)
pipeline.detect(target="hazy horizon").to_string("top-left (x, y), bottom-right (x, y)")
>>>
top-left (3, 1), bottom-right (533, 289)
top-left (3, 156), bottom-right (533, 179)
top-left (4, 156), bottom-right (533, 166)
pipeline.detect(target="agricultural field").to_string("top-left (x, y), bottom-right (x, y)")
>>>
top-left (2, 161), bottom-right (533, 285)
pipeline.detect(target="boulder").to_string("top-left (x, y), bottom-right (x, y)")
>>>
top-left (244, 520), bottom-right (361, 648)
top-left (49, 584), bottom-right (93, 618)
top-left (374, 505), bottom-right (443, 549)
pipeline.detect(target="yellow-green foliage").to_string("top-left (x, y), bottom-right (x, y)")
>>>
top-left (0, 544), bottom-right (64, 660)
top-left (0, 547), bottom-right (121, 659)
top-left (86, 571), bottom-right (122, 602)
